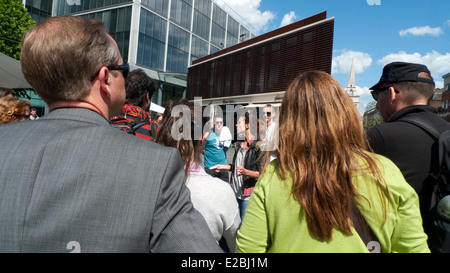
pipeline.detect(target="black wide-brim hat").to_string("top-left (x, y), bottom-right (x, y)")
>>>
top-left (370, 62), bottom-right (435, 91)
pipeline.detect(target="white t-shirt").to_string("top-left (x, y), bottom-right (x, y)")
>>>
top-left (218, 126), bottom-right (232, 148)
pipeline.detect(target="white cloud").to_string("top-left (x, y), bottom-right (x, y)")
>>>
top-left (280, 11), bottom-right (297, 27)
top-left (332, 50), bottom-right (373, 74)
top-left (356, 86), bottom-right (372, 97)
top-left (378, 51), bottom-right (450, 78)
top-left (399, 26), bottom-right (443, 37)
top-left (214, 0), bottom-right (275, 33)
top-left (445, 20), bottom-right (450, 27)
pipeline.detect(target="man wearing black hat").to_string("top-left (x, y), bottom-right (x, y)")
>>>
top-left (366, 62), bottom-right (450, 233)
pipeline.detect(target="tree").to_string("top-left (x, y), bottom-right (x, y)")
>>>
top-left (363, 100), bottom-right (382, 130)
top-left (0, 0), bottom-right (35, 60)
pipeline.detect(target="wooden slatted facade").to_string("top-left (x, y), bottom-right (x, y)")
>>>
top-left (186, 11), bottom-right (334, 102)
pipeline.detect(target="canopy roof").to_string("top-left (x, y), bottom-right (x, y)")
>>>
top-left (0, 52), bottom-right (32, 89)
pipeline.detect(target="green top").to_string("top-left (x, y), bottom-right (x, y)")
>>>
top-left (235, 154), bottom-right (430, 253)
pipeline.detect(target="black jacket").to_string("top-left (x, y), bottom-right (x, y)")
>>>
top-left (229, 140), bottom-right (263, 189)
top-left (366, 105), bottom-right (450, 218)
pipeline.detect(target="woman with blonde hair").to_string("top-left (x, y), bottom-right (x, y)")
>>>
top-left (235, 71), bottom-right (429, 253)
top-left (0, 96), bottom-right (31, 124)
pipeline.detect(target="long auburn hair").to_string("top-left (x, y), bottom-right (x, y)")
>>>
top-left (273, 71), bottom-right (388, 241)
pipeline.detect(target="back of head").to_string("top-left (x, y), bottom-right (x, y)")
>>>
top-left (276, 70), bottom-right (375, 241)
top-left (277, 70), bottom-right (365, 163)
top-left (371, 62), bottom-right (435, 104)
top-left (155, 99), bottom-right (204, 174)
top-left (0, 97), bottom-right (30, 124)
top-left (125, 69), bottom-right (155, 108)
top-left (20, 16), bottom-right (119, 104)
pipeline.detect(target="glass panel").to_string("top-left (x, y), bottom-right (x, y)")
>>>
top-left (212, 4), bottom-right (226, 26)
top-left (55, 0), bottom-right (130, 15)
top-left (211, 23), bottom-right (225, 48)
top-left (137, 9), bottom-right (167, 70)
top-left (79, 7), bottom-right (132, 62)
top-left (193, 11), bottom-right (210, 40)
top-left (190, 35), bottom-right (208, 62)
top-left (170, 0), bottom-right (192, 30)
top-left (142, 0), bottom-right (169, 17)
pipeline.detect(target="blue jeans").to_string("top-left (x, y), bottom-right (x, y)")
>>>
top-left (237, 199), bottom-right (249, 220)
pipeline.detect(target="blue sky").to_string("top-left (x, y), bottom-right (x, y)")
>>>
top-left (216, 0), bottom-right (450, 115)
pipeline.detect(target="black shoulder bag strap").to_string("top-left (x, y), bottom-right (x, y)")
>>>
top-left (399, 115), bottom-right (450, 212)
top-left (350, 202), bottom-right (381, 253)
top-left (398, 116), bottom-right (441, 139)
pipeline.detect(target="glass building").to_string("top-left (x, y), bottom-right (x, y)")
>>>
top-left (21, 0), bottom-right (257, 111)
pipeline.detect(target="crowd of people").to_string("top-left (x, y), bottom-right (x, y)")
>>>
top-left (0, 15), bottom-right (448, 253)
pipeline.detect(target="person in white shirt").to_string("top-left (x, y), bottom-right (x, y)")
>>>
top-left (262, 104), bottom-right (278, 161)
top-left (30, 108), bottom-right (39, 120)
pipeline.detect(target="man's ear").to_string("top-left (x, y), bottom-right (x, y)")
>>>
top-left (388, 87), bottom-right (398, 104)
top-left (99, 67), bottom-right (112, 97)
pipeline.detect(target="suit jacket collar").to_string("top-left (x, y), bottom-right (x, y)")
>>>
top-left (43, 107), bottom-right (110, 126)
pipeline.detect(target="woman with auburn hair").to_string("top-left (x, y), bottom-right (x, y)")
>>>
top-left (155, 99), bottom-right (240, 252)
top-left (235, 71), bottom-right (429, 253)
top-left (0, 97), bottom-right (31, 124)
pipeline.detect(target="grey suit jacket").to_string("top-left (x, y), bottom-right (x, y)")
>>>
top-left (0, 108), bottom-right (222, 253)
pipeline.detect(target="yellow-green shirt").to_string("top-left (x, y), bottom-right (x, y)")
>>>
top-left (236, 154), bottom-right (430, 253)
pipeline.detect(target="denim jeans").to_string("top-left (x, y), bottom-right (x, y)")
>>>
top-left (237, 198), bottom-right (249, 220)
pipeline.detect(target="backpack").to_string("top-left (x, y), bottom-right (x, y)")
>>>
top-left (109, 116), bottom-right (157, 141)
top-left (109, 116), bottom-right (147, 135)
top-left (399, 116), bottom-right (450, 253)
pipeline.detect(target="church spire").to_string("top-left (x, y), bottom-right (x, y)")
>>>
top-left (346, 59), bottom-right (356, 96)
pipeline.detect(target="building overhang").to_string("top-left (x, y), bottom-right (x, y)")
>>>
top-left (192, 91), bottom-right (285, 107)
top-left (130, 64), bottom-right (187, 88)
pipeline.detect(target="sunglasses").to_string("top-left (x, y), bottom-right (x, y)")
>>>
top-left (90, 63), bottom-right (130, 82)
top-left (215, 121), bottom-right (223, 125)
top-left (263, 112), bottom-right (272, 116)
top-left (370, 86), bottom-right (400, 101)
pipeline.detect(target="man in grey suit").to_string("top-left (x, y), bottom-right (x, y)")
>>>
top-left (0, 16), bottom-right (221, 253)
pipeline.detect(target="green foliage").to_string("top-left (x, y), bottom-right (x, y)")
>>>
top-left (364, 114), bottom-right (382, 131)
top-left (366, 100), bottom-right (376, 110)
top-left (363, 100), bottom-right (383, 130)
top-left (0, 0), bottom-right (36, 60)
